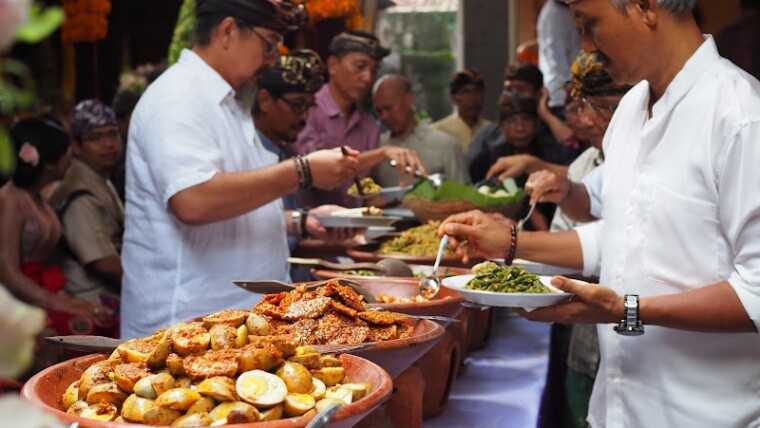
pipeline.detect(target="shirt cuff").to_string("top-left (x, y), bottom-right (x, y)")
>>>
top-left (728, 272), bottom-right (760, 333)
top-left (575, 222), bottom-right (603, 277)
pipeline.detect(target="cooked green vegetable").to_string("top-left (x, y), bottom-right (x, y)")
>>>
top-left (465, 261), bottom-right (551, 294)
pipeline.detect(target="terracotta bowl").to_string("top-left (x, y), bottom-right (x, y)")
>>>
top-left (310, 264), bottom-right (471, 281)
top-left (352, 278), bottom-right (465, 323)
top-left (346, 242), bottom-right (471, 268)
top-left (349, 319), bottom-right (444, 379)
top-left (21, 353), bottom-right (392, 428)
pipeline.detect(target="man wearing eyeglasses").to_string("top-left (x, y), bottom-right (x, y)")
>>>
top-left (439, 0), bottom-right (760, 426)
top-left (121, 0), bottom-right (360, 339)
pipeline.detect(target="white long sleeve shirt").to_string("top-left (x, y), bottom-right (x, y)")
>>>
top-left (121, 50), bottom-right (289, 339)
top-left (537, 0), bottom-right (581, 108)
top-left (576, 37), bottom-right (760, 427)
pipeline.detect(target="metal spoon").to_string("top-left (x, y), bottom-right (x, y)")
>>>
top-left (305, 402), bottom-right (341, 428)
top-left (419, 234), bottom-right (450, 299)
top-left (516, 202), bottom-right (536, 231)
top-left (375, 258), bottom-right (414, 277)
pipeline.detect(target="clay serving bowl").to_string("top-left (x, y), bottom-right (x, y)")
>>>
top-left (310, 264), bottom-right (471, 281)
top-left (21, 353), bottom-right (392, 428)
top-left (346, 242), bottom-right (471, 268)
top-left (355, 278), bottom-right (465, 324)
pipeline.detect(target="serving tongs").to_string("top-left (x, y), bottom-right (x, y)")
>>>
top-left (388, 160), bottom-right (444, 187)
top-left (44, 335), bottom-right (378, 355)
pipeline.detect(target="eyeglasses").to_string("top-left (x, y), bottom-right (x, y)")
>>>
top-left (251, 27), bottom-right (281, 58)
top-left (82, 129), bottom-right (121, 143)
top-left (277, 96), bottom-right (316, 117)
top-left (581, 97), bottom-right (618, 116)
top-left (500, 116), bottom-right (535, 127)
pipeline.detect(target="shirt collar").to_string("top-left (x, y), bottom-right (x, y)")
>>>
top-left (317, 84), bottom-right (346, 118)
top-left (178, 49), bottom-right (236, 105)
top-left (652, 36), bottom-right (720, 118)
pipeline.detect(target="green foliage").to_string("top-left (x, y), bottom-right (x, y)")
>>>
top-left (0, 129), bottom-right (14, 175)
top-left (14, 3), bottom-right (64, 44)
top-left (168, 0), bottom-right (196, 65)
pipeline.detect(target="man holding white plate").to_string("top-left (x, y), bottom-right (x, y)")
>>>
top-left (439, 0), bottom-right (760, 427)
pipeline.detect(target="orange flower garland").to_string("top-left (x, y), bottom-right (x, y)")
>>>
top-left (61, 0), bottom-right (111, 43)
top-left (295, 0), bottom-right (363, 30)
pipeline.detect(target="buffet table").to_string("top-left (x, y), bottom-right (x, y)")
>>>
top-left (424, 308), bottom-right (551, 428)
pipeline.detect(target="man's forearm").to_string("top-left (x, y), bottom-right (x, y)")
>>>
top-left (558, 182), bottom-right (596, 222)
top-left (515, 230), bottom-right (584, 269)
top-left (357, 148), bottom-right (387, 172)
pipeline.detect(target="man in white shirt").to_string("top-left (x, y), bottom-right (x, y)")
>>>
top-left (537, 0), bottom-right (581, 109)
top-left (438, 0), bottom-right (760, 427)
top-left (121, 0), bottom-right (359, 339)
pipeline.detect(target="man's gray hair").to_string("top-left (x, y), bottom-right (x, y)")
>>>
top-left (610, 0), bottom-right (697, 16)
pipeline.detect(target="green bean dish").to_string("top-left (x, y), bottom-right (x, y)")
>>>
top-left (465, 261), bottom-right (552, 294)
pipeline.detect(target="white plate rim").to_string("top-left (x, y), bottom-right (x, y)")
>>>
top-left (441, 274), bottom-right (575, 309)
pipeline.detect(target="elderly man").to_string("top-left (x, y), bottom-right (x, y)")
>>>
top-left (121, 0), bottom-right (359, 339)
top-left (433, 69), bottom-right (492, 152)
top-left (440, 0), bottom-right (760, 427)
top-left (49, 100), bottom-right (124, 321)
top-left (295, 31), bottom-right (424, 208)
top-left (371, 75), bottom-right (469, 187)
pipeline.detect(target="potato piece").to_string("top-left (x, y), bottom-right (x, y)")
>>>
top-left (86, 382), bottom-right (128, 406)
top-left (311, 367), bottom-right (345, 387)
top-left (121, 394), bottom-right (154, 422)
top-left (133, 372), bottom-right (175, 399)
top-left (208, 401), bottom-right (260, 423)
top-left (314, 397), bottom-right (344, 414)
top-left (66, 400), bottom-right (88, 415)
top-left (258, 404), bottom-right (284, 422)
top-left (143, 405), bottom-right (183, 425)
top-left (236, 370), bottom-right (287, 407)
top-left (113, 416), bottom-right (125, 423)
top-left (248, 335), bottom-right (296, 358)
top-left (166, 353), bottom-right (185, 376)
top-left (171, 412), bottom-right (213, 426)
top-left (117, 329), bottom-right (165, 364)
top-left (154, 387), bottom-right (202, 411)
top-left (186, 396), bottom-right (216, 415)
top-left (113, 363), bottom-right (151, 393)
top-left (78, 361), bottom-right (112, 399)
top-left (245, 313), bottom-right (273, 336)
top-left (238, 344), bottom-right (283, 373)
top-left (107, 349), bottom-right (122, 363)
top-left (310, 378), bottom-right (326, 401)
top-left (209, 324), bottom-right (237, 350)
top-left (284, 393), bottom-right (316, 417)
top-left (235, 324), bottom-right (248, 348)
top-left (171, 322), bottom-right (211, 356)
top-left (288, 353), bottom-right (321, 370)
top-left (80, 401), bottom-right (118, 421)
top-left (133, 375), bottom-right (157, 399)
top-left (146, 328), bottom-right (173, 369)
top-left (325, 386), bottom-right (353, 405)
top-left (319, 355), bottom-right (342, 368)
top-left (341, 383), bottom-right (371, 401)
top-left (175, 376), bottom-right (193, 389)
top-left (276, 362), bottom-right (313, 394)
top-left (203, 309), bottom-right (248, 329)
top-left (62, 380), bottom-right (80, 409)
top-left (196, 376), bottom-right (238, 402)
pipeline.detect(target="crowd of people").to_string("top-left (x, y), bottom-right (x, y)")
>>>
top-left (1, 0), bottom-right (759, 426)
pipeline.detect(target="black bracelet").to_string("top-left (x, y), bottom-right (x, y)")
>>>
top-left (301, 155), bottom-right (313, 188)
top-left (294, 156), bottom-right (306, 188)
top-left (299, 209), bottom-right (309, 239)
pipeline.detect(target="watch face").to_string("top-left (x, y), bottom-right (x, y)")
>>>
top-left (615, 323), bottom-right (644, 336)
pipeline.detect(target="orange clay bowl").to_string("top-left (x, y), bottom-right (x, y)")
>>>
top-left (21, 353), bottom-right (392, 428)
top-left (310, 264), bottom-right (471, 281)
top-left (346, 242), bottom-right (471, 268)
top-left (347, 318), bottom-right (444, 379)
top-left (355, 278), bottom-right (464, 324)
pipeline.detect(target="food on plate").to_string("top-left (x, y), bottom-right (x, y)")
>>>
top-left (377, 222), bottom-right (454, 257)
top-left (465, 261), bottom-right (551, 293)
top-left (347, 177), bottom-right (382, 195)
top-left (331, 206), bottom-right (384, 217)
top-left (61, 304), bottom-right (374, 425)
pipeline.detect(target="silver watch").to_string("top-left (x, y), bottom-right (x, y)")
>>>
top-left (614, 294), bottom-right (644, 336)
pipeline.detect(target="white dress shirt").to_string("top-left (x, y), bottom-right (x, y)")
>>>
top-left (537, 0), bottom-right (581, 108)
top-left (122, 49), bottom-right (289, 339)
top-left (576, 37), bottom-right (760, 427)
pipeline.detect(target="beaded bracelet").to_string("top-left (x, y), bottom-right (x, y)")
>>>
top-left (300, 155), bottom-right (313, 188)
top-left (294, 156), bottom-right (306, 188)
top-left (299, 208), bottom-right (309, 239)
top-left (506, 223), bottom-right (518, 265)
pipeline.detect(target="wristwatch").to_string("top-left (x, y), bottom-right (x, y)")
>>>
top-left (614, 294), bottom-right (644, 336)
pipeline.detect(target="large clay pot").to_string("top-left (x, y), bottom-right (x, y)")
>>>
top-left (385, 366), bottom-right (424, 428)
top-left (415, 331), bottom-right (461, 418)
top-left (21, 353), bottom-right (393, 428)
top-left (465, 306), bottom-right (495, 351)
top-left (346, 242), bottom-right (471, 268)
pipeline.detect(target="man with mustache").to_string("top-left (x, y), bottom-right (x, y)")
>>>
top-left (439, 0), bottom-right (760, 426)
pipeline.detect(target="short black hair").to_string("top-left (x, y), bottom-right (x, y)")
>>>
top-left (504, 63), bottom-right (544, 91)
top-left (449, 69), bottom-right (485, 95)
top-left (10, 115), bottom-right (71, 188)
top-left (498, 93), bottom-right (538, 121)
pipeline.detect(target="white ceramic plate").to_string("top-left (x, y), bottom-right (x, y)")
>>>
top-left (488, 258), bottom-right (579, 276)
top-left (315, 215), bottom-right (401, 228)
top-left (351, 185), bottom-right (412, 201)
top-left (442, 274), bottom-right (573, 309)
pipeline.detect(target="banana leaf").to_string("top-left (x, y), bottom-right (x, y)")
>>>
top-left (14, 3), bottom-right (64, 44)
top-left (403, 178), bottom-right (525, 208)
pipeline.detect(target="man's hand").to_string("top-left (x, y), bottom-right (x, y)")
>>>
top-left (486, 154), bottom-right (540, 181)
top-left (306, 205), bottom-right (361, 242)
top-left (526, 170), bottom-right (572, 205)
top-left (438, 210), bottom-right (513, 263)
top-left (514, 276), bottom-right (624, 324)
top-left (308, 148), bottom-right (359, 190)
top-left (384, 146), bottom-right (427, 177)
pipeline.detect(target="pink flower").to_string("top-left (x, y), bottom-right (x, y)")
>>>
top-left (18, 142), bottom-right (39, 167)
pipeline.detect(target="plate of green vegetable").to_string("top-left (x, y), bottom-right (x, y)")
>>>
top-left (441, 262), bottom-right (575, 309)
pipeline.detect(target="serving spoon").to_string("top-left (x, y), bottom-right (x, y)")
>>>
top-left (418, 235), bottom-right (450, 299)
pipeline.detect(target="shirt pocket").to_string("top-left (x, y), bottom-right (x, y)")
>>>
top-left (641, 184), bottom-right (720, 287)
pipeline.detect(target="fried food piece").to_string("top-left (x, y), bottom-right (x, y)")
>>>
top-left (248, 334), bottom-right (297, 357)
top-left (397, 324), bottom-right (414, 339)
top-left (113, 363), bottom-right (151, 393)
top-left (335, 284), bottom-right (366, 311)
top-left (171, 322), bottom-right (211, 356)
top-left (183, 349), bottom-right (240, 380)
top-left (358, 310), bottom-right (408, 326)
top-left (316, 314), bottom-right (369, 345)
top-left (330, 300), bottom-right (358, 318)
top-left (367, 325), bottom-right (398, 342)
top-left (282, 296), bottom-right (332, 321)
top-left (291, 319), bottom-right (319, 344)
top-left (209, 324), bottom-right (238, 350)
